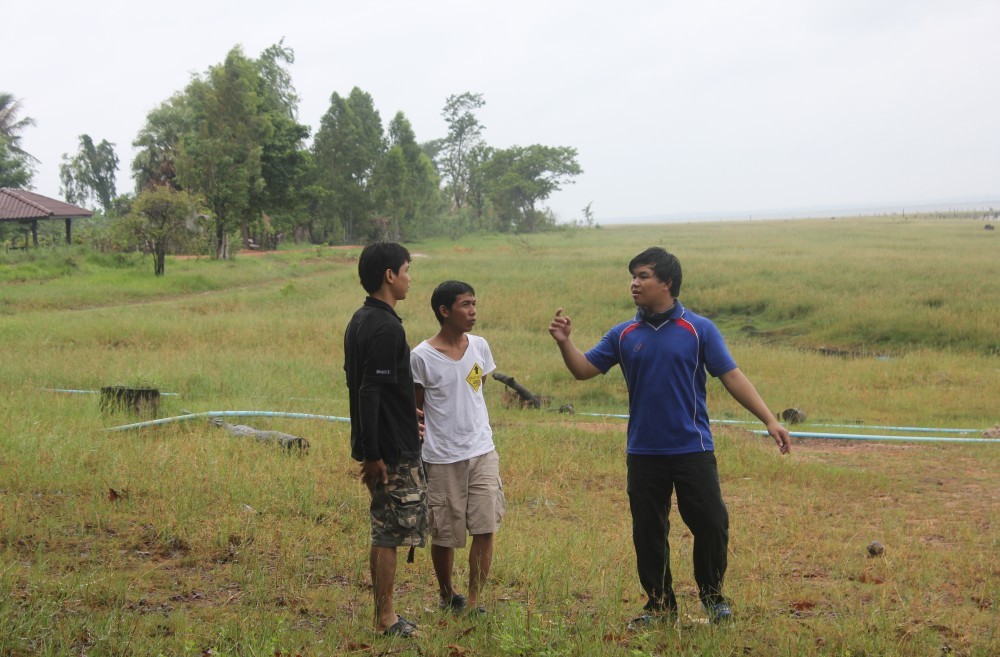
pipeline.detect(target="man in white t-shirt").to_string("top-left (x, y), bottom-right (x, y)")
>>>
top-left (411, 280), bottom-right (505, 615)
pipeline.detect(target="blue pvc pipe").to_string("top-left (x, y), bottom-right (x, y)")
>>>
top-left (574, 413), bottom-right (999, 443)
top-left (103, 409), bottom-right (1000, 443)
top-left (748, 430), bottom-right (1000, 444)
top-left (710, 418), bottom-right (980, 434)
top-left (106, 410), bottom-right (351, 432)
top-left (44, 388), bottom-right (180, 396)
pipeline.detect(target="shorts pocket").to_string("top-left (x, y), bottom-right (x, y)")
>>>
top-left (389, 485), bottom-right (426, 530)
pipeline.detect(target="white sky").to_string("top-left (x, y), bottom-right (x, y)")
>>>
top-left (7, 0), bottom-right (1000, 222)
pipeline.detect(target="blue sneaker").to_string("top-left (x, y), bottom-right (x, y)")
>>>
top-left (705, 601), bottom-right (733, 624)
top-left (628, 608), bottom-right (678, 630)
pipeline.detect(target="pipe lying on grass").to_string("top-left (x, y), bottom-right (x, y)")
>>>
top-left (710, 418), bottom-right (981, 434)
top-left (748, 430), bottom-right (1000, 444)
top-left (106, 410), bottom-right (350, 432)
top-left (44, 388), bottom-right (180, 396)
top-left (106, 410), bottom-right (1000, 443)
top-left (575, 413), bottom-right (999, 444)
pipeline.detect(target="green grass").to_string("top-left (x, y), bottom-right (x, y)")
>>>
top-left (0, 216), bottom-right (997, 655)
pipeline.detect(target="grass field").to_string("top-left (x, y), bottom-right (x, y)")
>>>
top-left (0, 215), bottom-right (997, 656)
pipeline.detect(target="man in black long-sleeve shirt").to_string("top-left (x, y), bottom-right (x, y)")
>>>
top-left (344, 241), bottom-right (427, 637)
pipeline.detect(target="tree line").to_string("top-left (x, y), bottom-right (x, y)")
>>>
top-left (1, 41), bottom-right (586, 274)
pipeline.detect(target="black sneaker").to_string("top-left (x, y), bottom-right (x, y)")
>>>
top-left (628, 608), bottom-right (678, 630)
top-left (704, 601), bottom-right (733, 624)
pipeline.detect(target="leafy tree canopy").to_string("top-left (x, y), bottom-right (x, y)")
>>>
top-left (132, 93), bottom-right (192, 192)
top-left (485, 145), bottom-right (582, 232)
top-left (133, 41), bottom-right (310, 256)
top-left (438, 92), bottom-right (485, 210)
top-left (0, 140), bottom-right (34, 189)
top-left (121, 185), bottom-right (202, 276)
top-left (0, 93), bottom-right (36, 189)
top-left (0, 93), bottom-right (37, 159)
top-left (310, 87), bottom-right (386, 243)
top-left (59, 134), bottom-right (119, 213)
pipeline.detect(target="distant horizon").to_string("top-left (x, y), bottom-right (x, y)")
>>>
top-left (598, 194), bottom-right (1000, 225)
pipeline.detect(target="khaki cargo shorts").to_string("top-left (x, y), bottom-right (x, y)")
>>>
top-left (368, 455), bottom-right (428, 548)
top-left (425, 449), bottom-right (505, 549)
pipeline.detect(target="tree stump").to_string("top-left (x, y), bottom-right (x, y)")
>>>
top-left (101, 386), bottom-right (160, 418)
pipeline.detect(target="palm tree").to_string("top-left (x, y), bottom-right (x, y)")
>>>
top-left (0, 92), bottom-right (37, 160)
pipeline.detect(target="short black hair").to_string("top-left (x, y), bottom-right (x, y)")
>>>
top-left (358, 241), bottom-right (411, 294)
top-left (629, 247), bottom-right (682, 297)
top-left (431, 280), bottom-right (476, 324)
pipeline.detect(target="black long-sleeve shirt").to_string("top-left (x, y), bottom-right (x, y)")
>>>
top-left (343, 297), bottom-right (421, 464)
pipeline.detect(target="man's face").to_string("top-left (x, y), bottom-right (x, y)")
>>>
top-left (389, 260), bottom-right (411, 301)
top-left (443, 292), bottom-right (477, 332)
top-left (630, 264), bottom-right (672, 309)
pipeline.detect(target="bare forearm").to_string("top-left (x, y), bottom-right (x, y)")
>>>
top-left (720, 369), bottom-right (776, 424)
top-left (719, 368), bottom-right (792, 454)
top-left (557, 339), bottom-right (600, 380)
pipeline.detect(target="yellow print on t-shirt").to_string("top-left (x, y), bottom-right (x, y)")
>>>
top-left (466, 363), bottom-right (483, 393)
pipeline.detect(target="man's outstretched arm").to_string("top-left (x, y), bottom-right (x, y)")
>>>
top-left (719, 368), bottom-right (792, 454)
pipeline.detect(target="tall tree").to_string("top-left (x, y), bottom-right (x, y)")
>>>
top-left (59, 135), bottom-right (119, 213)
top-left (132, 93), bottom-right (191, 192)
top-left (311, 87), bottom-right (385, 244)
top-left (121, 185), bottom-right (201, 276)
top-left (484, 145), bottom-right (582, 232)
top-left (438, 92), bottom-right (485, 210)
top-left (175, 46), bottom-right (268, 259)
top-left (248, 41), bottom-right (310, 247)
top-left (0, 93), bottom-right (36, 188)
top-left (371, 112), bottom-right (440, 240)
top-left (464, 143), bottom-right (494, 229)
top-left (0, 141), bottom-right (34, 189)
top-left (132, 42), bottom-right (309, 251)
top-left (0, 93), bottom-right (36, 158)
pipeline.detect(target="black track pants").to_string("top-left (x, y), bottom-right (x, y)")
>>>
top-left (626, 451), bottom-right (729, 609)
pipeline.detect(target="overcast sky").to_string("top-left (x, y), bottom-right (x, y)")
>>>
top-left (7, 0), bottom-right (1000, 222)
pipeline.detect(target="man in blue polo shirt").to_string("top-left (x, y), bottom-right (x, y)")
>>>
top-left (549, 246), bottom-right (791, 625)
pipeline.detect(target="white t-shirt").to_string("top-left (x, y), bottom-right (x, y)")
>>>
top-left (410, 334), bottom-right (496, 464)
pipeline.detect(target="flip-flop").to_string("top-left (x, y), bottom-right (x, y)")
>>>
top-left (382, 617), bottom-right (417, 637)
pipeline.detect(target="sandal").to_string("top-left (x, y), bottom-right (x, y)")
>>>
top-left (439, 593), bottom-right (468, 612)
top-left (382, 616), bottom-right (417, 637)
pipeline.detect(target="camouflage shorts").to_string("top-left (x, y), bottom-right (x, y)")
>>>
top-left (368, 456), bottom-right (428, 548)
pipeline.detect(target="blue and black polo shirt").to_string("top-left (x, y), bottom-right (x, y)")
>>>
top-left (584, 299), bottom-right (737, 455)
